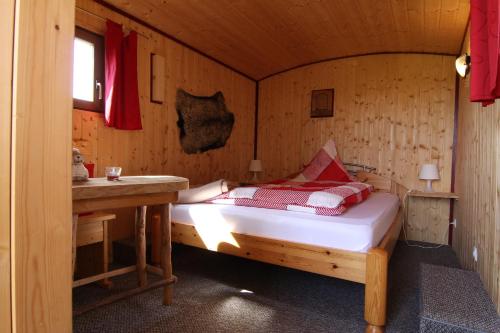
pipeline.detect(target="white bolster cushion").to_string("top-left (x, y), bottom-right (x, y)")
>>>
top-left (228, 187), bottom-right (259, 199)
top-left (178, 179), bottom-right (228, 204)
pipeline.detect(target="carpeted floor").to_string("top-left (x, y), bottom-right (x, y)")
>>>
top-left (74, 241), bottom-right (460, 333)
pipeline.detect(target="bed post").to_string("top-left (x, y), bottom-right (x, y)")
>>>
top-left (364, 248), bottom-right (388, 333)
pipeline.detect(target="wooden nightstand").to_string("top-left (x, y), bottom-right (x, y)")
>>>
top-left (405, 190), bottom-right (459, 245)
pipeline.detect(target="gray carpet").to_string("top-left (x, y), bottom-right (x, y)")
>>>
top-left (74, 241), bottom-right (460, 333)
top-left (420, 264), bottom-right (500, 333)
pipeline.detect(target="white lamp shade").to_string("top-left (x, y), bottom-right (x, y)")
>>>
top-left (249, 159), bottom-right (263, 172)
top-left (419, 164), bottom-right (440, 180)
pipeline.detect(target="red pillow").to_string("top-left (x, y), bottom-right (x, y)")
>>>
top-left (299, 139), bottom-right (353, 182)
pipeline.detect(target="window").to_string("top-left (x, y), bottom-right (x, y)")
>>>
top-left (73, 27), bottom-right (104, 112)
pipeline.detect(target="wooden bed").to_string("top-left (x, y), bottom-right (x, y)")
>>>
top-left (171, 172), bottom-right (405, 333)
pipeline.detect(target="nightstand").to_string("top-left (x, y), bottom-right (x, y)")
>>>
top-left (405, 190), bottom-right (459, 245)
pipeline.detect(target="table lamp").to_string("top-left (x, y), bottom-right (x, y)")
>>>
top-left (419, 164), bottom-right (439, 192)
top-left (249, 159), bottom-right (263, 181)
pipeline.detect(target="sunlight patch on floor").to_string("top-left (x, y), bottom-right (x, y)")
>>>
top-left (216, 296), bottom-right (275, 328)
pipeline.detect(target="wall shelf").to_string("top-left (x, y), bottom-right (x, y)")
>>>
top-left (408, 190), bottom-right (459, 200)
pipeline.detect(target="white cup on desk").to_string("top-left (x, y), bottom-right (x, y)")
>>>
top-left (105, 167), bottom-right (122, 181)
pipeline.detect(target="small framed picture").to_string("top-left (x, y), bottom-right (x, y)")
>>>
top-left (311, 89), bottom-right (334, 118)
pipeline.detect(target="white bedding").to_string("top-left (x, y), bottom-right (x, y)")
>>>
top-left (171, 192), bottom-right (399, 253)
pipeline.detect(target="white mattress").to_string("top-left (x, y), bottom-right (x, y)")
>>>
top-left (171, 192), bottom-right (399, 253)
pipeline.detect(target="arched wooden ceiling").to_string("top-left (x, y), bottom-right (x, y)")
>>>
top-left (101, 0), bottom-right (470, 80)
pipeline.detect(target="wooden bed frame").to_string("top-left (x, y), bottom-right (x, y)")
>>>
top-left (171, 172), bottom-right (404, 333)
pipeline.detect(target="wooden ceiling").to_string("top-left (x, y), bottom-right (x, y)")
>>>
top-left (102, 0), bottom-right (470, 80)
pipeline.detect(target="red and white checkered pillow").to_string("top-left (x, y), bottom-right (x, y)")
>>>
top-left (293, 139), bottom-right (354, 182)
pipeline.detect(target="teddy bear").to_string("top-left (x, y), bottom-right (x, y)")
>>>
top-left (72, 148), bottom-right (89, 182)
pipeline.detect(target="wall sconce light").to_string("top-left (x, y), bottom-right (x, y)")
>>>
top-left (455, 53), bottom-right (471, 77)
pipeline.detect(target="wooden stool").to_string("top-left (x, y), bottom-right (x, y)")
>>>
top-left (73, 212), bottom-right (115, 288)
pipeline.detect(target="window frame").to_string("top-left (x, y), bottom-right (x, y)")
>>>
top-left (73, 26), bottom-right (105, 113)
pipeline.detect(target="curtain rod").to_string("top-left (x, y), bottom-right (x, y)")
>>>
top-left (76, 7), bottom-right (150, 39)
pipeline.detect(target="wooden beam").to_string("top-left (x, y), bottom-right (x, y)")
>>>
top-left (73, 277), bottom-right (177, 316)
top-left (0, 1), bottom-right (15, 332)
top-left (11, 0), bottom-right (75, 331)
top-left (73, 265), bottom-right (136, 288)
top-left (146, 264), bottom-right (164, 276)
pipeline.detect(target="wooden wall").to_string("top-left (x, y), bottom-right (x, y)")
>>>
top-left (11, 0), bottom-right (75, 332)
top-left (453, 27), bottom-right (500, 313)
top-left (0, 0), bottom-right (14, 331)
top-left (258, 54), bottom-right (456, 243)
top-left (73, 0), bottom-right (256, 240)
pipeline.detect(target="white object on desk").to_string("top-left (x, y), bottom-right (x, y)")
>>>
top-left (419, 164), bottom-right (439, 192)
top-left (105, 166), bottom-right (122, 181)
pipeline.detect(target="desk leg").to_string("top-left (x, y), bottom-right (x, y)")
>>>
top-left (135, 206), bottom-right (147, 287)
top-left (160, 203), bottom-right (173, 305)
top-left (100, 220), bottom-right (113, 288)
top-left (72, 214), bottom-right (78, 279)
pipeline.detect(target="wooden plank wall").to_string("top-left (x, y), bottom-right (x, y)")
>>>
top-left (73, 0), bottom-right (256, 240)
top-left (454, 26), bottom-right (500, 313)
top-left (11, 0), bottom-right (75, 332)
top-left (258, 54), bottom-right (456, 243)
top-left (0, 0), bottom-right (14, 332)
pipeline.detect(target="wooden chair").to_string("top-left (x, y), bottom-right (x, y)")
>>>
top-left (73, 212), bottom-right (115, 288)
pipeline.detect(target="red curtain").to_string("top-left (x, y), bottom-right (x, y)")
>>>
top-left (104, 20), bottom-right (122, 127)
top-left (104, 20), bottom-right (142, 130)
top-left (470, 0), bottom-right (500, 106)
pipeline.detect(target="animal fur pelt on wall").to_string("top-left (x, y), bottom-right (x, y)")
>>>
top-left (176, 89), bottom-right (235, 154)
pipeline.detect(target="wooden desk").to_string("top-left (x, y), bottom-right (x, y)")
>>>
top-left (72, 176), bottom-right (188, 314)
